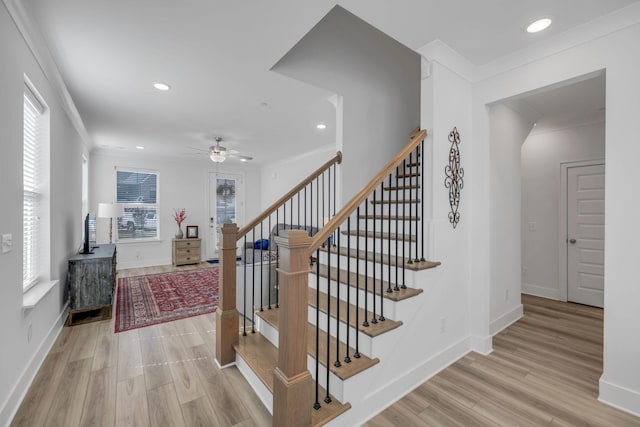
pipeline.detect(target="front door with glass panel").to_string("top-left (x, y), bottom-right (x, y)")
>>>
top-left (208, 173), bottom-right (244, 259)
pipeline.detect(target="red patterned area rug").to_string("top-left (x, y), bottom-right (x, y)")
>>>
top-left (115, 267), bottom-right (219, 333)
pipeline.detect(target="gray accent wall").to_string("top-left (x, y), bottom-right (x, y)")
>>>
top-left (272, 5), bottom-right (420, 203)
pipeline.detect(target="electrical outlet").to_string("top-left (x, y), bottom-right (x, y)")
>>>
top-left (522, 267), bottom-right (528, 280)
top-left (440, 317), bottom-right (446, 334)
top-left (505, 289), bottom-right (509, 301)
top-left (27, 324), bottom-right (32, 343)
top-left (135, 250), bottom-right (140, 259)
top-left (528, 222), bottom-right (537, 231)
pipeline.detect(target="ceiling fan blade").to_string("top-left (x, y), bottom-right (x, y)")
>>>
top-left (227, 153), bottom-right (253, 161)
top-left (186, 146), bottom-right (209, 153)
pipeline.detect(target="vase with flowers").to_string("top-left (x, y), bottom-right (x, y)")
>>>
top-left (173, 208), bottom-right (186, 239)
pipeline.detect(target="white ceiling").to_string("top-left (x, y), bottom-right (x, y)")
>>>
top-left (22, 0), bottom-right (637, 164)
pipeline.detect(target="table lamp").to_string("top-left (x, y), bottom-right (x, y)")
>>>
top-left (98, 203), bottom-right (124, 244)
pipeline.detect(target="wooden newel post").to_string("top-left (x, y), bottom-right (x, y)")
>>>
top-left (272, 230), bottom-right (313, 427)
top-left (216, 223), bottom-right (239, 367)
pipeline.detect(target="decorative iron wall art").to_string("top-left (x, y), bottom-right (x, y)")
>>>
top-left (444, 127), bottom-right (464, 229)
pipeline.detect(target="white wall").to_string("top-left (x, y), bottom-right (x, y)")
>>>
top-left (471, 23), bottom-right (640, 416)
top-left (272, 5), bottom-right (420, 204)
top-left (521, 121), bottom-right (605, 300)
top-left (91, 151), bottom-right (261, 269)
top-left (0, 3), bottom-right (87, 424)
top-left (487, 104), bottom-right (533, 333)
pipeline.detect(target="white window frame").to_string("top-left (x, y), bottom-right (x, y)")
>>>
top-left (115, 167), bottom-right (160, 242)
top-left (23, 80), bottom-right (49, 292)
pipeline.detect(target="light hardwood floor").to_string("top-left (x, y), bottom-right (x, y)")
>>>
top-left (366, 295), bottom-right (640, 427)
top-left (11, 266), bottom-right (640, 426)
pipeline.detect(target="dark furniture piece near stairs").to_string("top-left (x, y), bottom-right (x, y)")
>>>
top-left (67, 243), bottom-right (117, 325)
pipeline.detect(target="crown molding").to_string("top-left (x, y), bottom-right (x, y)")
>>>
top-left (3, 0), bottom-right (92, 149)
top-left (417, 3), bottom-right (640, 84)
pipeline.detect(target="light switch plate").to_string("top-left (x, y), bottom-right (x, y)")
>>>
top-left (2, 233), bottom-right (12, 254)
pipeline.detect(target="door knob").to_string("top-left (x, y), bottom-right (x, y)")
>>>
top-left (569, 238), bottom-right (577, 244)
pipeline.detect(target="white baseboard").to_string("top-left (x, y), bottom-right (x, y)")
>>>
top-left (522, 283), bottom-right (561, 300)
top-left (490, 304), bottom-right (523, 336)
top-left (599, 377), bottom-right (640, 417)
top-left (470, 334), bottom-right (493, 355)
top-left (0, 303), bottom-right (69, 427)
top-left (325, 336), bottom-right (472, 427)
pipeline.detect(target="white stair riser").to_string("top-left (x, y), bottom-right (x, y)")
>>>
top-left (317, 252), bottom-right (420, 284)
top-left (308, 306), bottom-right (375, 358)
top-left (309, 274), bottom-right (400, 320)
top-left (331, 237), bottom-right (419, 257)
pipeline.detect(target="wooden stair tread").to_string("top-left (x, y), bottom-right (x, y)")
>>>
top-left (320, 246), bottom-right (441, 272)
top-left (313, 264), bottom-right (423, 302)
top-left (396, 172), bottom-right (419, 178)
top-left (233, 334), bottom-right (351, 425)
top-left (358, 214), bottom-right (420, 221)
top-left (307, 288), bottom-right (403, 337)
top-left (341, 229), bottom-right (416, 242)
top-left (257, 308), bottom-right (380, 380)
top-left (371, 199), bottom-right (420, 204)
top-left (383, 185), bottom-right (420, 191)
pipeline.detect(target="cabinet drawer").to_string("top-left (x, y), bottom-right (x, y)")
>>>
top-left (175, 255), bottom-right (198, 264)
top-left (175, 248), bottom-right (198, 257)
top-left (174, 239), bottom-right (201, 249)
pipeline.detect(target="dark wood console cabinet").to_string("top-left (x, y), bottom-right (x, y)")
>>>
top-left (67, 243), bottom-right (116, 325)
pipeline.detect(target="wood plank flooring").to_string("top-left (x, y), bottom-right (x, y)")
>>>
top-left (11, 265), bottom-right (640, 426)
top-left (11, 263), bottom-right (271, 427)
top-left (366, 295), bottom-right (640, 427)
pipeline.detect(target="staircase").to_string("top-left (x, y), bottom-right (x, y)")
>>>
top-left (217, 129), bottom-right (442, 426)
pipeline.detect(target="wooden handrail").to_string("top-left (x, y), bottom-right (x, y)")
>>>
top-left (236, 151), bottom-right (343, 240)
top-left (308, 129), bottom-right (427, 255)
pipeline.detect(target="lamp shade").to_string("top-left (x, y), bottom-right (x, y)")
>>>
top-left (98, 203), bottom-right (124, 218)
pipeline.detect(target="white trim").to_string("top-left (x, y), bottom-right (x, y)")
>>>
top-left (470, 335), bottom-right (493, 356)
top-left (490, 304), bottom-right (523, 336)
top-left (235, 354), bottom-right (273, 414)
top-left (599, 377), bottom-right (640, 417)
top-left (326, 337), bottom-right (471, 427)
top-left (22, 280), bottom-right (59, 309)
top-left (2, 0), bottom-right (92, 149)
top-left (559, 159), bottom-right (605, 303)
top-left (0, 302), bottom-right (69, 427)
top-left (522, 283), bottom-right (561, 301)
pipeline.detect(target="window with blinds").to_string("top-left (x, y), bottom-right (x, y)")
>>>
top-left (116, 169), bottom-right (159, 240)
top-left (23, 84), bottom-right (46, 290)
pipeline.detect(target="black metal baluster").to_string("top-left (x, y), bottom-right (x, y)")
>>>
top-left (276, 208), bottom-right (280, 308)
top-left (251, 228), bottom-right (256, 333)
top-left (335, 226), bottom-right (341, 368)
top-left (407, 152), bottom-right (413, 265)
top-left (387, 173), bottom-right (392, 294)
top-left (363, 198), bottom-right (369, 328)
top-left (414, 147), bottom-right (420, 263)
top-left (395, 167), bottom-right (400, 292)
top-left (314, 247), bottom-right (321, 410)
top-left (371, 189), bottom-right (377, 325)
top-left (268, 214), bottom-right (272, 310)
top-left (379, 182), bottom-right (385, 322)
top-left (290, 197), bottom-right (293, 228)
top-left (401, 159), bottom-right (407, 289)
top-left (354, 207), bottom-right (361, 359)
top-left (421, 140), bottom-right (426, 262)
top-left (325, 235), bottom-right (331, 404)
top-left (345, 216), bottom-right (352, 364)
top-left (305, 186), bottom-right (307, 230)
top-left (260, 222), bottom-right (264, 312)
top-left (333, 163), bottom-right (337, 247)
top-left (243, 235), bottom-right (247, 336)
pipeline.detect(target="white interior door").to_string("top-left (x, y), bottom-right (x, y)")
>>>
top-left (208, 173), bottom-right (244, 259)
top-left (567, 163), bottom-right (605, 307)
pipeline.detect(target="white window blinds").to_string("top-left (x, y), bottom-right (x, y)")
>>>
top-left (23, 85), bottom-right (45, 290)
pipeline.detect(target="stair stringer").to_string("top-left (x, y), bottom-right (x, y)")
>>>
top-left (323, 264), bottom-right (474, 426)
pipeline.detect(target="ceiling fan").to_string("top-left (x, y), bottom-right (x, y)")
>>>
top-left (188, 137), bottom-right (253, 163)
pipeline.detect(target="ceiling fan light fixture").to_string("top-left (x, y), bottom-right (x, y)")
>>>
top-left (210, 152), bottom-right (226, 163)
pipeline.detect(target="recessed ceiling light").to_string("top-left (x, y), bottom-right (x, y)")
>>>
top-left (240, 158), bottom-right (248, 162)
top-left (135, 145), bottom-right (145, 150)
top-left (316, 123), bottom-right (327, 130)
top-left (527, 18), bottom-right (552, 33)
top-left (153, 82), bottom-right (171, 91)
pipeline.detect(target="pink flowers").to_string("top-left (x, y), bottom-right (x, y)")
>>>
top-left (173, 208), bottom-right (186, 225)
